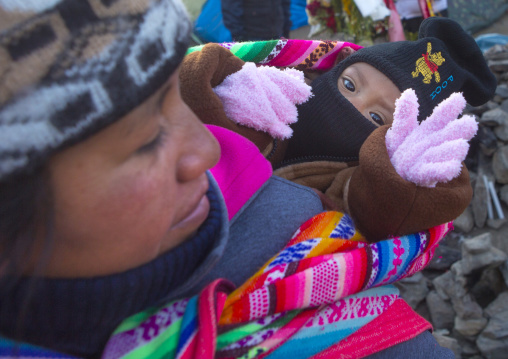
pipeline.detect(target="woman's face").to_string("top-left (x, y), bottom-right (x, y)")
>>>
top-left (43, 70), bottom-right (220, 278)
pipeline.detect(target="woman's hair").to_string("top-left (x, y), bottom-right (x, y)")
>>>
top-left (0, 167), bottom-right (54, 341)
top-left (0, 167), bottom-right (53, 280)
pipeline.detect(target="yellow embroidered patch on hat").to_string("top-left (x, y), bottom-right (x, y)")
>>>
top-left (412, 42), bottom-right (446, 84)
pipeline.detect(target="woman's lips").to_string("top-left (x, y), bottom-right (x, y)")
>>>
top-left (173, 194), bottom-right (210, 231)
top-left (172, 179), bottom-right (210, 231)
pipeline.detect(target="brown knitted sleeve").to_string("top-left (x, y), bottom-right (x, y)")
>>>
top-left (179, 43), bottom-right (273, 152)
top-left (332, 125), bottom-right (472, 242)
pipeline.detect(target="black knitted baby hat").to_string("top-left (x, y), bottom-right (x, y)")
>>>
top-left (336, 16), bottom-right (497, 122)
top-left (285, 17), bottom-right (496, 165)
top-left (0, 0), bottom-right (191, 181)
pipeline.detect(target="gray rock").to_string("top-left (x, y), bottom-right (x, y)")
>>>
top-left (501, 261), bottom-right (508, 287)
top-left (475, 293), bottom-right (508, 358)
top-left (451, 293), bottom-right (484, 320)
top-left (471, 268), bottom-right (508, 308)
top-left (487, 218), bottom-right (508, 229)
top-left (426, 290), bottom-right (455, 330)
top-left (493, 146), bottom-right (508, 184)
top-left (433, 271), bottom-right (459, 300)
top-left (501, 99), bottom-right (508, 113)
top-left (453, 207), bottom-right (475, 234)
top-left (500, 185), bottom-right (508, 207)
top-left (459, 339), bottom-right (480, 356)
top-left (461, 233), bottom-right (508, 275)
top-left (472, 174), bottom-right (489, 227)
top-left (433, 333), bottom-right (462, 358)
top-left (455, 316), bottom-right (488, 337)
top-left (478, 126), bottom-right (499, 156)
top-left (481, 107), bottom-right (508, 127)
top-left (496, 123), bottom-right (508, 141)
top-left (494, 95), bottom-right (505, 103)
top-left (496, 84), bottom-right (508, 99)
top-left (469, 101), bottom-right (499, 115)
top-left (428, 245), bottom-right (462, 271)
top-left (463, 233), bottom-right (492, 254)
top-left (394, 272), bottom-right (429, 309)
top-left (477, 335), bottom-right (508, 359)
top-left (451, 261), bottom-right (467, 281)
top-left (489, 224), bottom-right (508, 255)
top-left (485, 44), bottom-right (508, 60)
top-left (490, 60), bottom-right (508, 73)
top-left (484, 292), bottom-right (508, 319)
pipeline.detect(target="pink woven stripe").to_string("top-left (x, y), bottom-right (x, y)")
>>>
top-left (313, 42), bottom-right (363, 70)
top-left (309, 299), bottom-right (432, 359)
top-left (268, 40), bottom-right (316, 67)
top-left (257, 309), bottom-right (318, 359)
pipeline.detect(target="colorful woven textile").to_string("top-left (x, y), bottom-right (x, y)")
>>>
top-left (100, 212), bottom-right (451, 359)
top-left (186, 39), bottom-right (362, 71)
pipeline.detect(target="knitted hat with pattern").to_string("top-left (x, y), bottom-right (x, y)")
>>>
top-left (0, 0), bottom-right (191, 181)
top-left (285, 17), bottom-right (496, 164)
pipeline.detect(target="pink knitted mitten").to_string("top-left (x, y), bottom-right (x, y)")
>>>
top-left (386, 89), bottom-right (478, 188)
top-left (213, 62), bottom-right (312, 139)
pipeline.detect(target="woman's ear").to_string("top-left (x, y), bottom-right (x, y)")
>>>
top-left (334, 46), bottom-right (356, 67)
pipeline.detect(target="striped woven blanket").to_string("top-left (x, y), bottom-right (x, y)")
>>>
top-left (100, 212), bottom-right (450, 359)
top-left (186, 38), bottom-right (362, 71)
top-left (0, 212), bottom-right (449, 358)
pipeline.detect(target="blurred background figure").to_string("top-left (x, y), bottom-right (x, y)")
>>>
top-left (395, 0), bottom-right (448, 38)
top-left (221, 0), bottom-right (292, 41)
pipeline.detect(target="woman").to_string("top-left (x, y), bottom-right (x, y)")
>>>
top-left (0, 0), bottom-right (454, 358)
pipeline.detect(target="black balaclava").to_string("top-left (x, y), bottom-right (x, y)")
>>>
top-left (284, 17), bottom-right (496, 164)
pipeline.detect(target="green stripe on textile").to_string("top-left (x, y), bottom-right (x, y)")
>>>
top-left (113, 306), bottom-right (160, 333)
top-left (216, 310), bottom-right (300, 351)
top-left (185, 45), bottom-right (205, 56)
top-left (229, 42), bottom-right (255, 59)
top-left (120, 317), bottom-right (183, 359)
top-left (241, 41), bottom-right (278, 63)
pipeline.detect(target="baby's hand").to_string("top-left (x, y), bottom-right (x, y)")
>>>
top-left (213, 63), bottom-right (312, 139)
top-left (385, 89), bottom-right (478, 187)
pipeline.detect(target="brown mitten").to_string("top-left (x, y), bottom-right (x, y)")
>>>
top-left (346, 125), bottom-right (472, 242)
top-left (179, 44), bottom-right (273, 152)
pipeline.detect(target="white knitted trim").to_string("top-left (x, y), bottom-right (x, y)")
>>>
top-left (0, 0), bottom-right (62, 12)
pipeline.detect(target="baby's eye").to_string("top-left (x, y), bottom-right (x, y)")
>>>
top-left (343, 78), bottom-right (355, 92)
top-left (369, 112), bottom-right (384, 126)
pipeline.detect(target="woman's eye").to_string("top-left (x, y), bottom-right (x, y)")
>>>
top-left (369, 112), bottom-right (384, 126)
top-left (137, 129), bottom-right (166, 154)
top-left (343, 78), bottom-right (355, 92)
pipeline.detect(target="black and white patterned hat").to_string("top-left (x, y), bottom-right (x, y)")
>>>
top-left (0, 0), bottom-right (191, 181)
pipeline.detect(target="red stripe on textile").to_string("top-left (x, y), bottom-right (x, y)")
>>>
top-left (275, 278), bottom-right (288, 314)
top-left (309, 299), bottom-right (432, 359)
top-left (352, 249), bottom-right (368, 294)
top-left (194, 280), bottom-right (224, 359)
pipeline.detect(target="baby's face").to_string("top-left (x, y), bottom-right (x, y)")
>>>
top-left (338, 62), bottom-right (401, 126)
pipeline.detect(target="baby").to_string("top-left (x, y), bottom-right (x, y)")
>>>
top-left (180, 17), bottom-right (496, 241)
top-left (285, 17), bottom-right (495, 163)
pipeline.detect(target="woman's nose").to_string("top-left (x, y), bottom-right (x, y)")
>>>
top-left (176, 107), bottom-right (220, 183)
